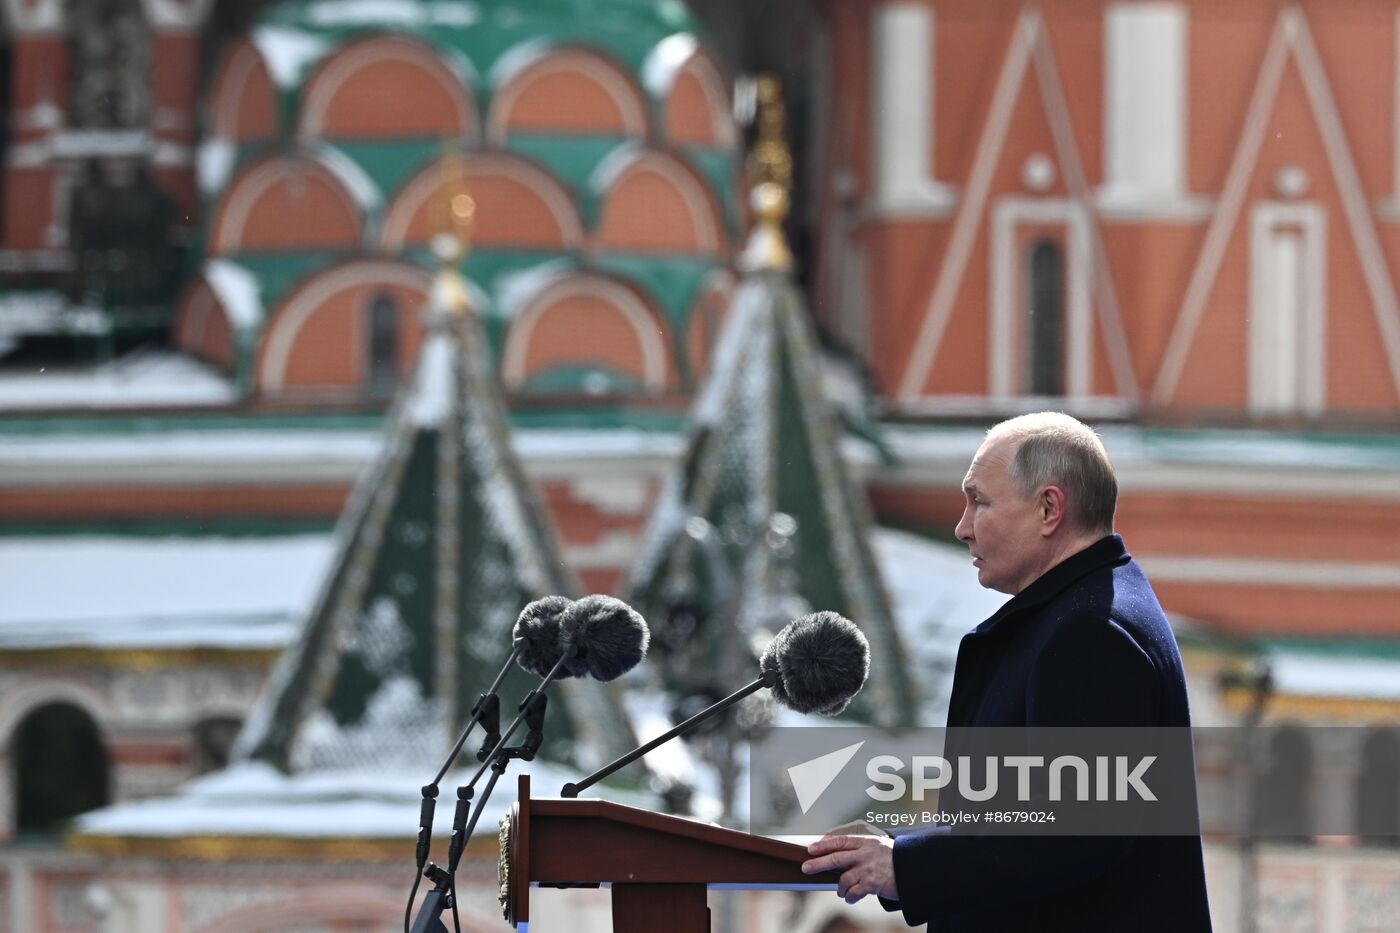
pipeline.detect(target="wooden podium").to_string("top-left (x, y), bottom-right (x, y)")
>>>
top-left (499, 775), bottom-right (839, 931)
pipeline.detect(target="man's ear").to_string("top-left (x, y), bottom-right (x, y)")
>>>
top-left (1039, 485), bottom-right (1067, 536)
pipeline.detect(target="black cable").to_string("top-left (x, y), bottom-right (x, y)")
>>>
top-left (403, 867), bottom-right (424, 933)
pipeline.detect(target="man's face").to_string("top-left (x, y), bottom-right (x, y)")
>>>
top-left (954, 436), bottom-right (1049, 595)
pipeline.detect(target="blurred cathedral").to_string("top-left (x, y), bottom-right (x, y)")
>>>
top-left (0, 2), bottom-right (1399, 931)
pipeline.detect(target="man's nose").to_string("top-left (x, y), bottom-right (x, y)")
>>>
top-left (954, 509), bottom-right (972, 542)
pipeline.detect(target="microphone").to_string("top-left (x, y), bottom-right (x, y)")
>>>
top-left (513, 594), bottom-right (577, 678)
top-left (408, 594), bottom-right (575, 933)
top-left (561, 611), bottom-right (869, 798)
top-left (409, 597), bottom-right (654, 931)
top-left (437, 597), bottom-right (652, 887)
top-left (759, 610), bottom-right (870, 715)
top-left (559, 594), bottom-right (650, 681)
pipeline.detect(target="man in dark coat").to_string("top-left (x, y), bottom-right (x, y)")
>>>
top-left (803, 412), bottom-right (1212, 931)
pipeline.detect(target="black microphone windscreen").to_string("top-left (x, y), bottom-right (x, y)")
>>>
top-left (760, 611), bottom-right (869, 715)
top-left (559, 595), bottom-right (650, 682)
top-left (512, 596), bottom-right (576, 678)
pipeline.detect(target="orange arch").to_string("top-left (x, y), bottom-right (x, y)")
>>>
top-left (594, 150), bottom-right (726, 255)
top-left (208, 155), bottom-right (364, 254)
top-left (173, 277), bottom-right (236, 373)
top-left (502, 273), bottom-right (674, 391)
top-left (664, 49), bottom-right (737, 149)
top-left (254, 261), bottom-right (434, 396)
top-left (299, 35), bottom-right (477, 140)
top-left (380, 153), bottom-right (582, 251)
top-left (488, 47), bottom-right (648, 141)
top-left (208, 38), bottom-right (277, 141)
top-left (684, 269), bottom-right (737, 386)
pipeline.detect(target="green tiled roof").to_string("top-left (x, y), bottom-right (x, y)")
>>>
top-left (197, 2), bottom-right (744, 403)
top-left (258, 0), bottom-right (698, 95)
top-left (326, 138), bottom-right (443, 200)
top-left (592, 253), bottom-right (720, 331)
top-left (505, 134), bottom-right (629, 227)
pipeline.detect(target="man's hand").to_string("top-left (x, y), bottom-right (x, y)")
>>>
top-left (801, 832), bottom-right (898, 904)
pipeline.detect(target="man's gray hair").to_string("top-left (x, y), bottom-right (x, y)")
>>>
top-left (988, 412), bottom-right (1117, 534)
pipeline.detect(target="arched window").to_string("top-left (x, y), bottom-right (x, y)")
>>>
top-left (67, 0), bottom-right (151, 130)
top-left (1254, 725), bottom-right (1311, 843)
top-left (364, 292), bottom-right (399, 399)
top-left (192, 716), bottom-right (243, 776)
top-left (1025, 239), bottom-right (1064, 396)
top-left (1357, 729), bottom-right (1400, 846)
top-left (12, 703), bottom-right (110, 835)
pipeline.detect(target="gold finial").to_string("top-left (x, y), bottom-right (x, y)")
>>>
top-left (430, 146), bottom-right (475, 316)
top-left (741, 75), bottom-right (793, 273)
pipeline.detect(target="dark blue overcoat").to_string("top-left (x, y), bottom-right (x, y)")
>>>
top-left (885, 534), bottom-right (1213, 931)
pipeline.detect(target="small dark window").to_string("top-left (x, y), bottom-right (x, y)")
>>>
top-left (192, 716), bottom-right (243, 776)
top-left (365, 293), bottom-right (399, 398)
top-left (1357, 729), bottom-right (1400, 846)
top-left (1025, 239), bottom-right (1065, 396)
top-left (12, 703), bottom-right (110, 835)
top-left (1254, 725), bottom-right (1311, 843)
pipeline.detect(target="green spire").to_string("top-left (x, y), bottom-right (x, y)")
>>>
top-left (235, 155), bottom-right (637, 773)
top-left (625, 80), bottom-right (919, 727)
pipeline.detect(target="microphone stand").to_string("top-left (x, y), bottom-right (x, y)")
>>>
top-left (561, 668), bottom-right (780, 798)
top-left (401, 643), bottom-right (517, 933)
top-left (410, 646), bottom-right (575, 933)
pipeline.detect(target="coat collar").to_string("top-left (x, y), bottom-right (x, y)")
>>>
top-left (971, 534), bottom-right (1129, 636)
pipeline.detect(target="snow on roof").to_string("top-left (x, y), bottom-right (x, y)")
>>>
top-left (405, 328), bottom-right (455, 426)
top-left (0, 614), bottom-right (296, 652)
top-left (303, 0), bottom-right (480, 29)
top-left (196, 137), bottom-right (237, 197)
top-left (1266, 648), bottom-right (1400, 702)
top-left (78, 760), bottom-right (488, 839)
top-left (0, 352), bottom-right (238, 411)
top-left (204, 259), bottom-right (265, 332)
top-left (0, 429), bottom-right (381, 481)
top-left (641, 32), bottom-right (697, 97)
top-left (494, 259), bottom-right (572, 319)
top-left (250, 25), bottom-right (331, 89)
top-left (0, 426), bottom-right (682, 485)
top-left (0, 534), bottom-right (333, 650)
top-left (77, 747), bottom-right (651, 839)
top-left (0, 292), bottom-right (106, 338)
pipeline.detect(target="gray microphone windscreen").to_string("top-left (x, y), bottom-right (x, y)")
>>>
top-left (559, 595), bottom-right (650, 682)
top-left (512, 596), bottom-right (576, 678)
top-left (760, 611), bottom-right (869, 715)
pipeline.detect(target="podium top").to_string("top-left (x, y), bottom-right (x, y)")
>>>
top-left (501, 775), bottom-right (839, 924)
